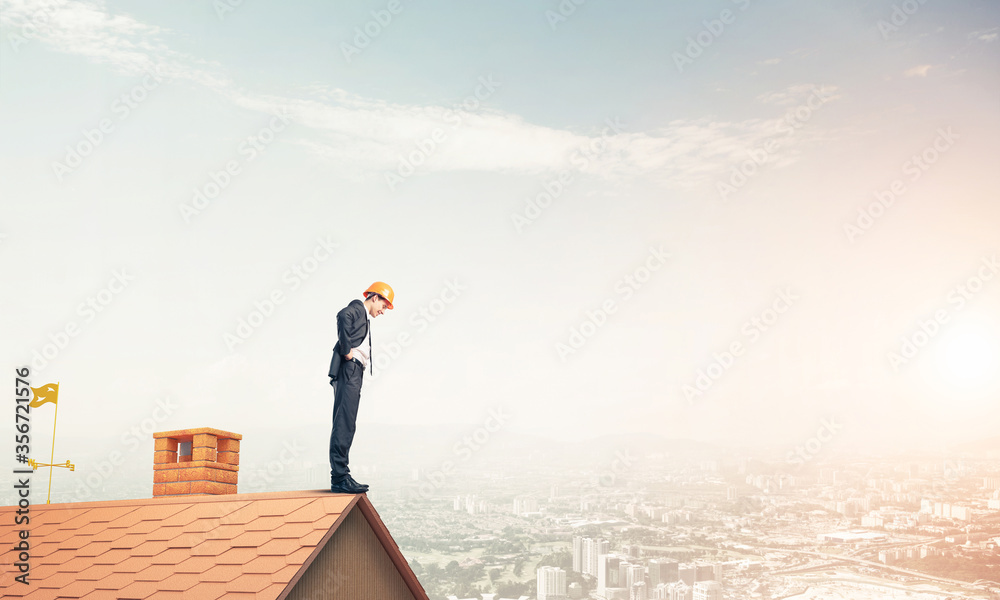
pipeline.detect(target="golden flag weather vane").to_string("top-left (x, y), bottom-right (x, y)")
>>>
top-left (28, 383), bottom-right (59, 408)
top-left (28, 382), bottom-right (74, 504)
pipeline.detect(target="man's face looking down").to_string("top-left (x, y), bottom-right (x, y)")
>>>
top-left (367, 295), bottom-right (389, 318)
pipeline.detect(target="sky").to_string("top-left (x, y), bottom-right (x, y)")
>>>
top-left (1, 0), bottom-right (999, 500)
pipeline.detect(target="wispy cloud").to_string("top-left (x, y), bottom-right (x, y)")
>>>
top-left (756, 84), bottom-right (840, 107)
top-left (904, 64), bottom-right (933, 77)
top-left (0, 0), bottom-right (228, 85)
top-left (1, 0), bottom-right (839, 189)
top-left (969, 27), bottom-right (998, 43)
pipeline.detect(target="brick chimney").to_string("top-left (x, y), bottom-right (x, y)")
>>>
top-left (153, 427), bottom-right (241, 497)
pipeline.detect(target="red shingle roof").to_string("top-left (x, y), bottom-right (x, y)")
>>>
top-left (0, 490), bottom-right (397, 599)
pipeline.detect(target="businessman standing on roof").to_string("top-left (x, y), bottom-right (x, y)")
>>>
top-left (328, 281), bottom-right (394, 494)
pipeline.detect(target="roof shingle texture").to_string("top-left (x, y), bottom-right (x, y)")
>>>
top-left (0, 490), bottom-right (356, 599)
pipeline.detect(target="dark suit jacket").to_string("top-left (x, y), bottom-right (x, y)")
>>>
top-left (328, 299), bottom-right (370, 381)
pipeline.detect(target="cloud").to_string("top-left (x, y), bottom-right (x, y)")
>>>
top-left (0, 0), bottom-right (229, 86)
top-left (0, 0), bottom-right (839, 190)
top-left (758, 58), bottom-right (782, 66)
top-left (904, 64), bottom-right (932, 78)
top-left (968, 27), bottom-right (998, 43)
top-left (757, 84), bottom-right (840, 107)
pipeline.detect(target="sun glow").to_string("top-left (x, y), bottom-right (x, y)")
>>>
top-left (935, 322), bottom-right (1000, 390)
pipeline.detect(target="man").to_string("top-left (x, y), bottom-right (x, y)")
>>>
top-left (328, 281), bottom-right (394, 494)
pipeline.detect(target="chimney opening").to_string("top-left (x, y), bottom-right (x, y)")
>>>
top-left (153, 427), bottom-right (242, 497)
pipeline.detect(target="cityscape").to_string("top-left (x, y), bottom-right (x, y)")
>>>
top-left (374, 436), bottom-right (1000, 600)
top-left (2, 423), bottom-right (999, 599)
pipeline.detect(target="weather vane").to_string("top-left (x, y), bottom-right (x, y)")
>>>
top-left (27, 382), bottom-right (74, 504)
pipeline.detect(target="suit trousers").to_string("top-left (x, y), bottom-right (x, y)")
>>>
top-left (329, 359), bottom-right (363, 482)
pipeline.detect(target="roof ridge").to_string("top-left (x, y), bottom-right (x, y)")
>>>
top-left (0, 489), bottom-right (357, 512)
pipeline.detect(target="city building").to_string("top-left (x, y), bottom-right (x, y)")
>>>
top-left (513, 496), bottom-right (539, 516)
top-left (597, 553), bottom-right (625, 598)
top-left (573, 536), bottom-right (583, 573)
top-left (623, 562), bottom-right (644, 590)
top-left (581, 538), bottom-right (610, 577)
top-left (678, 564), bottom-right (696, 586)
top-left (656, 581), bottom-right (691, 600)
top-left (692, 580), bottom-right (722, 600)
top-left (630, 581), bottom-right (648, 600)
top-left (537, 566), bottom-right (567, 600)
top-left (648, 558), bottom-right (679, 587)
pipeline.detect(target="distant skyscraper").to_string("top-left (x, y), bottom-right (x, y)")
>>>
top-left (597, 554), bottom-right (623, 596)
top-left (678, 565), bottom-right (695, 586)
top-left (665, 581), bottom-right (692, 600)
top-left (630, 581), bottom-right (648, 600)
top-left (537, 566), bottom-right (567, 600)
top-left (583, 538), bottom-right (609, 577)
top-left (624, 562), bottom-right (644, 590)
top-left (692, 580), bottom-right (721, 600)
top-left (649, 559), bottom-right (679, 586)
top-left (513, 496), bottom-right (538, 515)
top-left (572, 536), bottom-right (583, 573)
top-left (694, 564), bottom-right (714, 582)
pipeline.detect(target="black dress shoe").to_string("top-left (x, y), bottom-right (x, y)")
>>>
top-left (330, 478), bottom-right (367, 494)
top-left (345, 475), bottom-right (369, 490)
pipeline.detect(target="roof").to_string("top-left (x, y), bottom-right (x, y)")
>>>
top-left (0, 490), bottom-right (426, 600)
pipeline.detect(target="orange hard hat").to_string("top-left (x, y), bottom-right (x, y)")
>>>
top-left (364, 281), bottom-right (394, 309)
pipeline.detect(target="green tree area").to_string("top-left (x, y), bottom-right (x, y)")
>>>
top-left (410, 550), bottom-right (590, 599)
top-left (536, 550), bottom-right (571, 570)
top-left (409, 558), bottom-right (488, 599)
top-left (483, 539), bottom-right (527, 555)
top-left (896, 554), bottom-right (1000, 583)
top-left (496, 579), bottom-right (532, 598)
